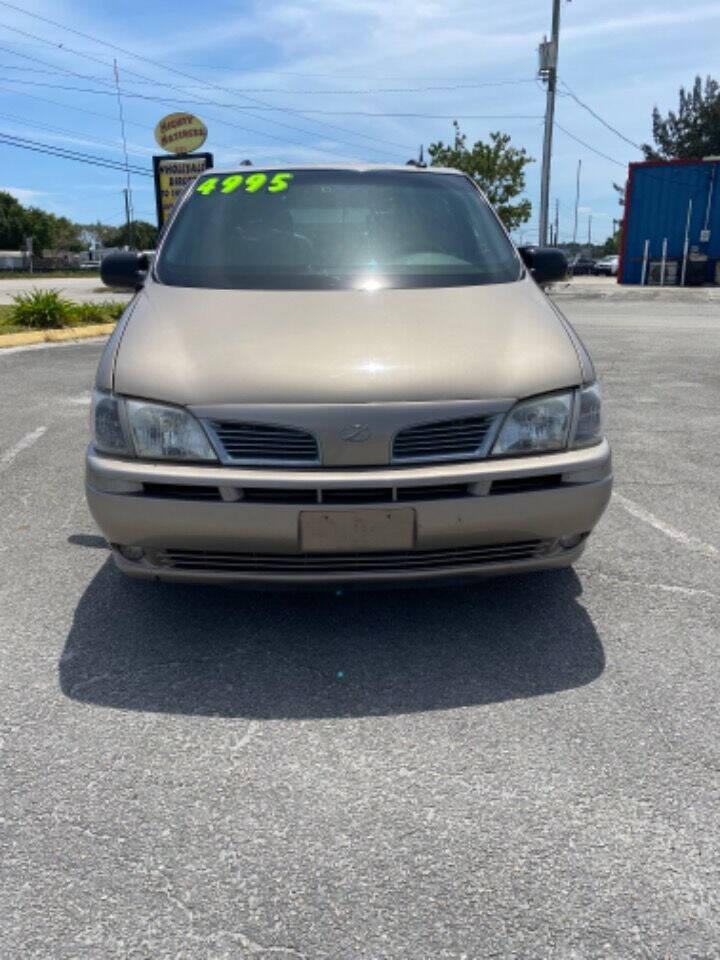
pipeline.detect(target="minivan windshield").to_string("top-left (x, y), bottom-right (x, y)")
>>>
top-left (156, 168), bottom-right (522, 290)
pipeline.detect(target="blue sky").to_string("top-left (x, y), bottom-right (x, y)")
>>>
top-left (0, 0), bottom-right (718, 243)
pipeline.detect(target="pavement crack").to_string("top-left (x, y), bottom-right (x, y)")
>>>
top-left (233, 720), bottom-right (259, 750)
top-left (190, 930), bottom-right (307, 958)
top-left (582, 568), bottom-right (719, 602)
top-left (65, 653), bottom-right (244, 697)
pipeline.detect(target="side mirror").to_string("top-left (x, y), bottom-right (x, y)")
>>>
top-left (518, 246), bottom-right (568, 285)
top-left (100, 252), bottom-right (149, 290)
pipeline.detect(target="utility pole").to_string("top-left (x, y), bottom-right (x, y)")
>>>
top-left (114, 59), bottom-right (134, 249)
top-left (538, 0), bottom-right (561, 246)
top-left (123, 188), bottom-right (132, 250)
top-left (572, 159), bottom-right (581, 246)
top-left (554, 198), bottom-right (560, 246)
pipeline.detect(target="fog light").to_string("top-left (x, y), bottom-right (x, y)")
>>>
top-left (118, 545), bottom-right (144, 561)
top-left (558, 534), bottom-right (583, 550)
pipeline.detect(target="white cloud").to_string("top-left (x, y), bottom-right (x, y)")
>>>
top-left (0, 186), bottom-right (45, 204)
top-left (2, 0), bottom-right (718, 230)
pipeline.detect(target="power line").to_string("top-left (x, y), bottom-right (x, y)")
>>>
top-left (0, 130), bottom-right (152, 175)
top-left (0, 41), bottom-right (409, 157)
top-left (0, 66), bottom-right (236, 154)
top-left (157, 65), bottom-right (541, 82)
top-left (0, 7), bottom-right (415, 156)
top-left (0, 85), bottom-right (357, 162)
top-left (124, 78), bottom-right (539, 96)
top-left (0, 83), bottom-right (172, 138)
top-left (0, 72), bottom-right (395, 156)
top-left (559, 80), bottom-right (644, 152)
top-left (0, 63), bottom-right (539, 95)
top-left (0, 109), bottom-right (152, 157)
top-left (2, 36), bottom-right (402, 160)
top-left (554, 122), bottom-right (628, 168)
top-left (262, 112), bottom-right (544, 118)
top-left (0, 77), bottom-right (543, 120)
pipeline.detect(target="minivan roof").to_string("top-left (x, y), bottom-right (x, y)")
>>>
top-left (200, 163), bottom-right (465, 176)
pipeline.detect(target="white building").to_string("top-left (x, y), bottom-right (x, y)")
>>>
top-left (0, 251), bottom-right (26, 270)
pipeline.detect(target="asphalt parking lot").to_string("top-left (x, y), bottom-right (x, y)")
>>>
top-left (2, 293), bottom-right (719, 959)
top-left (0, 275), bottom-right (128, 305)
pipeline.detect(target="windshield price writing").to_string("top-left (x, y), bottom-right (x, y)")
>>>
top-left (196, 172), bottom-right (293, 196)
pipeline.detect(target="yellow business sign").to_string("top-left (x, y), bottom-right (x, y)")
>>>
top-left (153, 153), bottom-right (213, 225)
top-left (154, 112), bottom-right (207, 154)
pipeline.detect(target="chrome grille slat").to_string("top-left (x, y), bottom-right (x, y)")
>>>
top-left (394, 439), bottom-right (486, 450)
top-left (393, 415), bottom-right (495, 463)
top-left (397, 429), bottom-right (490, 439)
top-left (398, 423), bottom-right (488, 432)
top-left (211, 420), bottom-right (319, 464)
top-left (152, 540), bottom-right (550, 574)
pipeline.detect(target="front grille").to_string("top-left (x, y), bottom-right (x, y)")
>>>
top-left (490, 474), bottom-right (563, 495)
top-left (240, 484), bottom-right (471, 505)
top-left (142, 483), bottom-right (222, 501)
top-left (132, 477), bottom-right (568, 505)
top-left (392, 415), bottom-right (495, 463)
top-left (322, 487), bottom-right (394, 504)
top-left (151, 540), bottom-right (550, 574)
top-left (396, 483), bottom-right (469, 501)
top-left (211, 421), bottom-right (319, 464)
top-left (242, 487), bottom-right (317, 504)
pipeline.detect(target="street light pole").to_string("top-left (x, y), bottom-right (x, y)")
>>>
top-left (572, 159), bottom-right (581, 246)
top-left (123, 188), bottom-right (132, 250)
top-left (538, 0), bottom-right (561, 246)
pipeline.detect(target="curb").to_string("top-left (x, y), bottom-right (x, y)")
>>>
top-left (0, 322), bottom-right (116, 349)
top-left (547, 281), bottom-right (720, 301)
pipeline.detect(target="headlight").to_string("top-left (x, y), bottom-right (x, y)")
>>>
top-left (572, 382), bottom-right (603, 448)
top-left (91, 392), bottom-right (131, 455)
top-left (91, 391), bottom-right (217, 461)
top-left (491, 391), bottom-right (573, 456)
top-left (126, 399), bottom-right (217, 460)
top-left (491, 383), bottom-right (603, 457)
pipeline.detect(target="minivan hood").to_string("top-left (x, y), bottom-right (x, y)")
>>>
top-left (112, 276), bottom-right (581, 405)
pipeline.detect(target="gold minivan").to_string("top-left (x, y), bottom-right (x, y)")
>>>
top-left (88, 165), bottom-right (611, 584)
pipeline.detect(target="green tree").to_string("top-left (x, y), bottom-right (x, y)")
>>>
top-left (49, 216), bottom-right (83, 252)
top-left (0, 191), bottom-right (27, 249)
top-left (598, 234), bottom-right (619, 256)
top-left (643, 75), bottom-right (720, 160)
top-left (22, 207), bottom-right (55, 253)
top-left (104, 220), bottom-right (158, 250)
top-left (428, 121), bottom-right (533, 230)
top-left (0, 192), bottom-right (65, 253)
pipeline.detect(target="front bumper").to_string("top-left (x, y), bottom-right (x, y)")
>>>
top-left (85, 439), bottom-right (612, 584)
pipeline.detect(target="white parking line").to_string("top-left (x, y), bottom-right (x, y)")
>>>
top-left (614, 492), bottom-right (718, 558)
top-left (0, 426), bottom-right (47, 475)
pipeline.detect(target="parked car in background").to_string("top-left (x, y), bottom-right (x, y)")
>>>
top-left (568, 254), bottom-right (596, 276)
top-left (594, 255), bottom-right (619, 276)
top-left (89, 164), bottom-right (610, 586)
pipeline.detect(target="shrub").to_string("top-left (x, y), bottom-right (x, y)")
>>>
top-left (70, 300), bottom-right (124, 325)
top-left (10, 288), bottom-right (74, 329)
top-left (70, 302), bottom-right (106, 324)
top-left (102, 301), bottom-right (127, 321)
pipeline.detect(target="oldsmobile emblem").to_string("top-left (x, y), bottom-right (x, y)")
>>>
top-left (340, 423), bottom-right (371, 442)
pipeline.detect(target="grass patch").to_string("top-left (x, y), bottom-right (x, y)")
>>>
top-left (0, 290), bottom-right (124, 334)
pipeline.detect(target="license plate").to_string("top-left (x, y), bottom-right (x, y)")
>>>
top-left (299, 509), bottom-right (416, 553)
